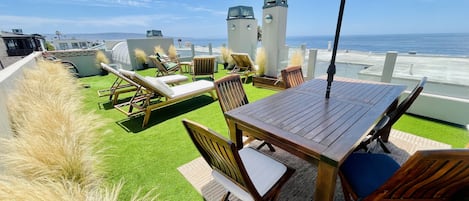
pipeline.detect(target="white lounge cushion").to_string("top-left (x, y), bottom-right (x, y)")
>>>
top-left (211, 147), bottom-right (287, 201)
top-left (170, 80), bottom-right (213, 99)
top-left (118, 69), bottom-right (135, 78)
top-left (145, 74), bottom-right (188, 84)
top-left (118, 69), bottom-right (175, 96)
top-left (144, 77), bottom-right (174, 96)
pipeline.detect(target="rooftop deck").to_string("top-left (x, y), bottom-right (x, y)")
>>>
top-left (1, 54), bottom-right (467, 200)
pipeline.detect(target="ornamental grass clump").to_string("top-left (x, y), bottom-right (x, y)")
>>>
top-left (2, 60), bottom-right (158, 200)
top-left (95, 50), bottom-right (110, 75)
top-left (95, 50), bottom-right (110, 66)
top-left (220, 47), bottom-right (233, 69)
top-left (153, 45), bottom-right (166, 56)
top-left (168, 45), bottom-right (178, 62)
top-left (289, 50), bottom-right (304, 67)
top-left (255, 47), bottom-right (267, 76)
top-left (134, 48), bottom-right (148, 68)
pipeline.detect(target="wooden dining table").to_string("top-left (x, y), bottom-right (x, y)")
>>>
top-left (224, 77), bottom-right (406, 201)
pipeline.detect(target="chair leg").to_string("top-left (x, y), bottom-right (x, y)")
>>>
top-left (354, 142), bottom-right (369, 152)
top-left (256, 142), bottom-right (276, 152)
top-left (221, 191), bottom-right (231, 201)
top-left (378, 138), bottom-right (391, 153)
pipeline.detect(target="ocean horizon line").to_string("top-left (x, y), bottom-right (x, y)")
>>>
top-left (43, 32), bottom-right (469, 57)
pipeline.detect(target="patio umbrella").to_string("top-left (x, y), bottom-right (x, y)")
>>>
top-left (326, 0), bottom-right (346, 98)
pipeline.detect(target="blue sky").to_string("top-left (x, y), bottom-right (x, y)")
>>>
top-left (1, 0), bottom-right (469, 38)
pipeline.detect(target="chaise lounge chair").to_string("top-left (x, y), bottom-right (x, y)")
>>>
top-left (229, 53), bottom-right (257, 83)
top-left (98, 63), bottom-right (188, 105)
top-left (115, 69), bottom-right (216, 127)
top-left (148, 55), bottom-right (181, 77)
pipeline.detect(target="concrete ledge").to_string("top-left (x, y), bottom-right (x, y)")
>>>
top-left (0, 52), bottom-right (40, 139)
top-left (407, 92), bottom-right (469, 126)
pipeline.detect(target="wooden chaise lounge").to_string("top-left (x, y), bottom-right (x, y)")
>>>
top-left (230, 53), bottom-right (257, 83)
top-left (116, 69), bottom-right (216, 127)
top-left (98, 63), bottom-right (188, 105)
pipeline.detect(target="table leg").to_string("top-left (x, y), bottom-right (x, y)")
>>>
top-left (227, 120), bottom-right (244, 150)
top-left (315, 160), bottom-right (338, 201)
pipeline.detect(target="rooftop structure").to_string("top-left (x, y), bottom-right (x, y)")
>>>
top-left (0, 30), bottom-right (45, 57)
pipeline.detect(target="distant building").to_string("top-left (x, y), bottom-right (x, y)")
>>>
top-left (0, 30), bottom-right (45, 57)
top-left (146, 30), bottom-right (163, 38)
top-left (50, 39), bottom-right (93, 50)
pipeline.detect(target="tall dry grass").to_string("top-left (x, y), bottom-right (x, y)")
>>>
top-left (168, 45), bottom-right (178, 61)
top-left (95, 50), bottom-right (110, 67)
top-left (255, 48), bottom-right (267, 76)
top-left (289, 50), bottom-right (304, 67)
top-left (153, 46), bottom-right (166, 56)
top-left (134, 48), bottom-right (148, 64)
top-left (220, 47), bottom-right (233, 64)
top-left (2, 60), bottom-right (157, 200)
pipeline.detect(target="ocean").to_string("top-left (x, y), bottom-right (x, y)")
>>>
top-left (56, 32), bottom-right (469, 57)
top-left (184, 33), bottom-right (469, 57)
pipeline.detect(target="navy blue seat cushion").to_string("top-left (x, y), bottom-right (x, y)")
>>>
top-left (340, 152), bottom-right (400, 198)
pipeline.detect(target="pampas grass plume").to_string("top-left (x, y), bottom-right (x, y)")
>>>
top-left (255, 48), bottom-right (267, 76)
top-left (134, 49), bottom-right (148, 64)
top-left (153, 46), bottom-right (165, 55)
top-left (168, 45), bottom-right (177, 61)
top-left (289, 50), bottom-right (304, 66)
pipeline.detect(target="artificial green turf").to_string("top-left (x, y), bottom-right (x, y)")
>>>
top-left (393, 114), bottom-right (469, 148)
top-left (78, 66), bottom-right (468, 200)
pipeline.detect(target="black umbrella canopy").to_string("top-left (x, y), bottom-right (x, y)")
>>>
top-left (326, 0), bottom-right (346, 99)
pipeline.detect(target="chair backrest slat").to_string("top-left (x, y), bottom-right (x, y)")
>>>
top-left (231, 53), bottom-right (255, 70)
top-left (182, 119), bottom-right (257, 195)
top-left (388, 77), bottom-right (427, 125)
top-left (192, 57), bottom-right (215, 77)
top-left (214, 74), bottom-right (249, 113)
top-left (367, 149), bottom-right (469, 200)
top-left (281, 66), bottom-right (305, 89)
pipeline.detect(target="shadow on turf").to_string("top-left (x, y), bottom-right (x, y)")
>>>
top-left (116, 95), bottom-right (215, 133)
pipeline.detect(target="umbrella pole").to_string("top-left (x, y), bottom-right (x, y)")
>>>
top-left (326, 0), bottom-right (346, 99)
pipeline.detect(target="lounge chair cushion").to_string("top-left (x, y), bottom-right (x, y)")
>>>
top-left (340, 152), bottom-right (400, 197)
top-left (170, 80), bottom-right (213, 99)
top-left (118, 69), bottom-right (136, 78)
top-left (119, 69), bottom-right (175, 96)
top-left (145, 74), bottom-right (188, 84)
top-left (211, 147), bottom-right (287, 201)
top-left (156, 55), bottom-right (178, 70)
top-left (145, 77), bottom-right (174, 96)
top-left (163, 62), bottom-right (178, 71)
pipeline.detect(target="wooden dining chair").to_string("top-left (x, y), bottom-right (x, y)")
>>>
top-left (214, 74), bottom-right (276, 152)
top-left (339, 149), bottom-right (469, 201)
top-left (182, 119), bottom-right (295, 201)
top-left (191, 56), bottom-right (215, 81)
top-left (356, 77), bottom-right (427, 153)
top-left (280, 65), bottom-right (304, 89)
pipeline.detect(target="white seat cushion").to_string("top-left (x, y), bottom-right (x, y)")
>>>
top-left (169, 80), bottom-right (213, 99)
top-left (143, 77), bottom-right (174, 96)
top-left (145, 74), bottom-right (188, 84)
top-left (118, 69), bottom-right (135, 77)
top-left (211, 147), bottom-right (287, 201)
